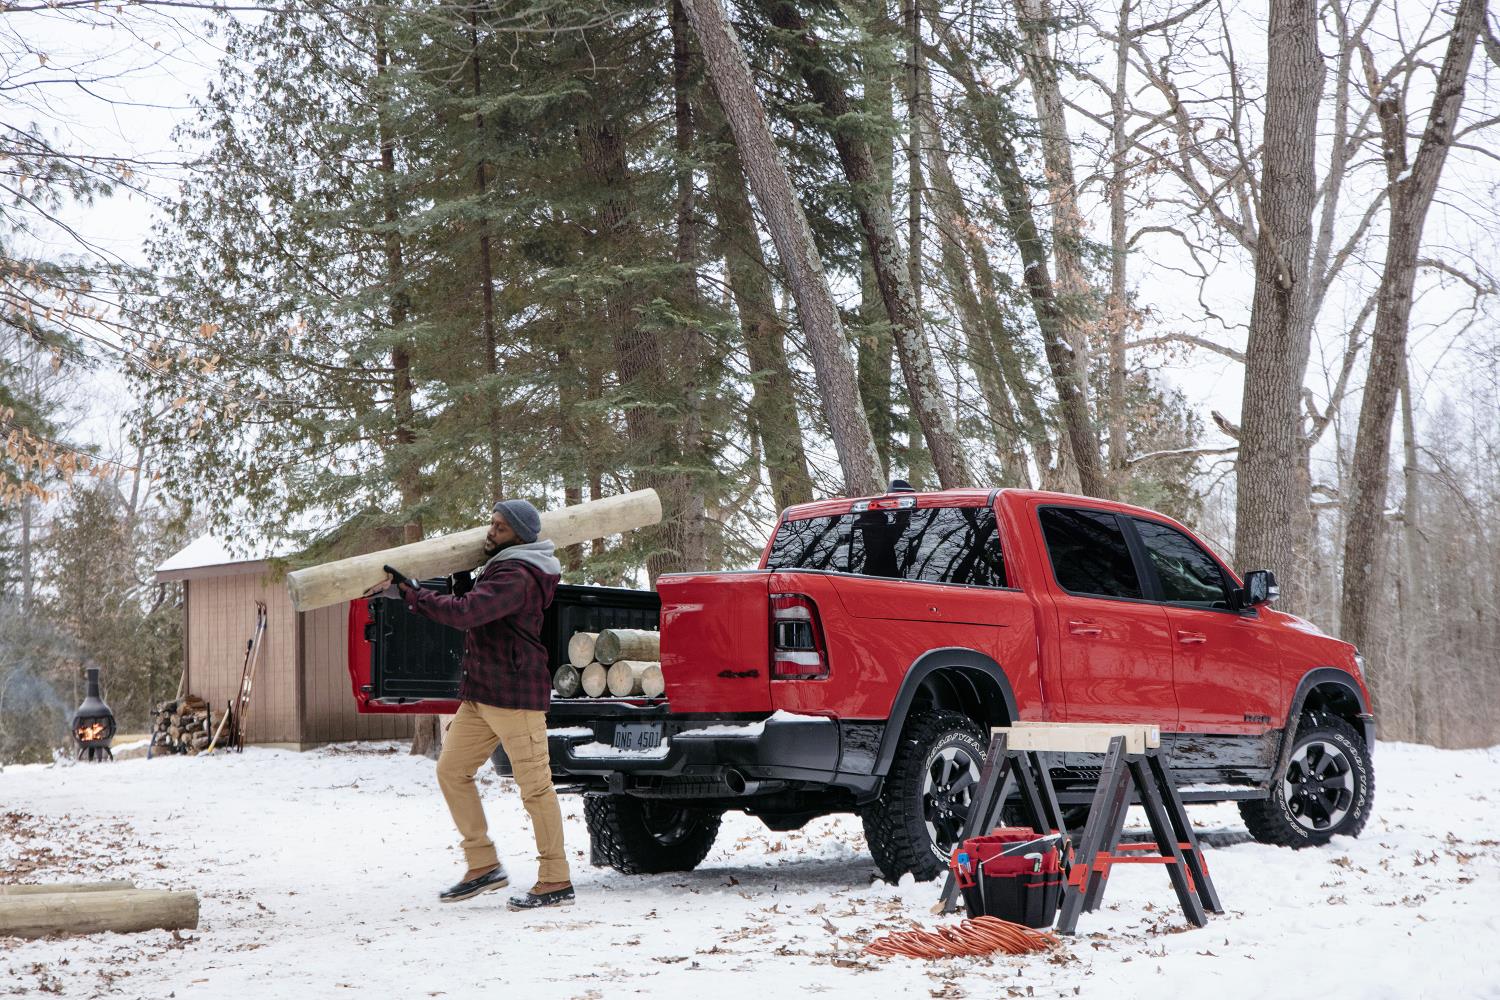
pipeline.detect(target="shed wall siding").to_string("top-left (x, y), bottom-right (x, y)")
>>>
top-left (184, 572), bottom-right (299, 744)
top-left (300, 603), bottom-right (413, 743)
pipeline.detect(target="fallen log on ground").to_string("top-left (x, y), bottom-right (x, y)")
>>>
top-left (286, 489), bottom-right (662, 612)
top-left (593, 628), bottom-right (660, 665)
top-left (0, 889), bottom-right (199, 938)
top-left (0, 881), bottom-right (135, 896)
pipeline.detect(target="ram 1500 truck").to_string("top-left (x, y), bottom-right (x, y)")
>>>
top-left (349, 487), bottom-right (1375, 881)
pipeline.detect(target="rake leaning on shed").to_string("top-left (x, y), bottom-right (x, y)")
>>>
top-left (371, 498), bottom-right (575, 910)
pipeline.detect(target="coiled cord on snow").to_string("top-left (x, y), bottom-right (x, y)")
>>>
top-left (865, 916), bottom-right (1059, 959)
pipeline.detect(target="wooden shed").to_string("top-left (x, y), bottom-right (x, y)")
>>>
top-left (155, 535), bottom-right (412, 749)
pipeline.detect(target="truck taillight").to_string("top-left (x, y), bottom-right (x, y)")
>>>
top-left (770, 593), bottom-right (829, 680)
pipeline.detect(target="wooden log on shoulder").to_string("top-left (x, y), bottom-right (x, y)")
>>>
top-left (593, 629), bottom-right (660, 665)
top-left (0, 889), bottom-right (199, 938)
top-left (606, 660), bottom-right (658, 698)
top-left (641, 663), bottom-right (666, 699)
top-left (0, 881), bottom-right (135, 896)
top-left (285, 489), bottom-right (662, 612)
top-left (553, 664), bottom-right (582, 699)
top-left (580, 662), bottom-right (609, 698)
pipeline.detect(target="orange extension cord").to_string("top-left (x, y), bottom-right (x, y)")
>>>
top-left (865, 916), bottom-right (1059, 959)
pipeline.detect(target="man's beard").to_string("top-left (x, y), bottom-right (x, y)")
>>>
top-left (482, 537), bottom-right (510, 559)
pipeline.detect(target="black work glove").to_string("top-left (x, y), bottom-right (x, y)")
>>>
top-left (452, 569), bottom-right (475, 596)
top-left (383, 564), bottom-right (412, 592)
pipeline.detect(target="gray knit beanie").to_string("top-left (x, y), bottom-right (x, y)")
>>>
top-left (492, 498), bottom-right (542, 543)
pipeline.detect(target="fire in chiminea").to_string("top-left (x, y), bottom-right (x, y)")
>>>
top-left (72, 666), bottom-right (116, 762)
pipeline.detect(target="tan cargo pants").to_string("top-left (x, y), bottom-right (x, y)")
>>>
top-left (436, 701), bottom-right (570, 885)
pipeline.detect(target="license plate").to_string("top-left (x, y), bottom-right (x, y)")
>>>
top-left (613, 723), bottom-right (665, 753)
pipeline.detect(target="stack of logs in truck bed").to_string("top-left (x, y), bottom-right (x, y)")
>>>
top-left (553, 628), bottom-right (664, 699)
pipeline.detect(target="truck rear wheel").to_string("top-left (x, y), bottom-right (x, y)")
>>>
top-left (862, 709), bottom-right (987, 882)
top-left (1240, 714), bottom-right (1373, 848)
top-left (584, 794), bottom-right (722, 875)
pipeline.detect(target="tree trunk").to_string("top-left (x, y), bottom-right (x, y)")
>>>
top-left (765, 0), bottom-right (970, 489)
top-left (404, 522), bottom-right (444, 759)
top-left (576, 110), bottom-right (685, 581)
top-left (913, 78), bottom-right (1028, 484)
top-left (681, 0), bottom-right (883, 497)
top-left (469, 2), bottom-right (504, 499)
top-left (1340, 0), bottom-right (1482, 652)
top-left (1105, 0), bottom-right (1131, 491)
top-left (704, 115), bottom-right (815, 509)
top-left (930, 22), bottom-right (1104, 496)
top-left (1015, 0), bottom-right (1096, 415)
top-left (1233, 0), bottom-right (1321, 610)
top-left (1398, 357), bottom-right (1430, 742)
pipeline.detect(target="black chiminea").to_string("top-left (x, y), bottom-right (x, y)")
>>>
top-left (72, 667), bottom-right (116, 762)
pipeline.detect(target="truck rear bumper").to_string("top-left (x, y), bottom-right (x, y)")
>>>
top-left (496, 706), bottom-right (884, 800)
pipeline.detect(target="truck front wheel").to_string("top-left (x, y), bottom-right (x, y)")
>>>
top-left (584, 794), bottom-right (723, 875)
top-left (862, 709), bottom-right (988, 882)
top-left (1240, 714), bottom-right (1374, 847)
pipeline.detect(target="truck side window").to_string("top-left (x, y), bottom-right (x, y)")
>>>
top-left (1038, 507), bottom-right (1143, 600)
top-left (906, 506), bottom-right (1006, 587)
top-left (1133, 519), bottom-right (1231, 607)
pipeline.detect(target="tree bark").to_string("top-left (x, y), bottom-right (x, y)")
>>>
top-left (0, 890), bottom-right (198, 939)
top-left (930, 22), bottom-right (1104, 496)
top-left (704, 114), bottom-right (814, 509)
top-left (1233, 0), bottom-right (1321, 609)
top-left (671, 0), bottom-right (712, 571)
top-left (1015, 0), bottom-right (1096, 411)
top-left (1340, 0), bottom-right (1482, 652)
top-left (468, 2), bottom-right (504, 499)
top-left (765, 0), bottom-right (970, 489)
top-left (681, 0), bottom-right (884, 497)
top-left (1105, 0), bottom-right (1132, 491)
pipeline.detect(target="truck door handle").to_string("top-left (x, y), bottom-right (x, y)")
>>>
top-left (1177, 630), bottom-right (1207, 645)
top-left (1068, 620), bottom-right (1103, 636)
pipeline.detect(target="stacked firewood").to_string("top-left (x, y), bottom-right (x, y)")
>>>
top-left (149, 695), bottom-right (227, 755)
top-left (553, 628), bottom-right (664, 699)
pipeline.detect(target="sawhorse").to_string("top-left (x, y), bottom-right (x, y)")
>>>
top-left (938, 724), bottom-right (1223, 934)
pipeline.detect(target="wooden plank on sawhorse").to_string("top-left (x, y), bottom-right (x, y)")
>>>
top-left (1057, 736), bottom-right (1223, 934)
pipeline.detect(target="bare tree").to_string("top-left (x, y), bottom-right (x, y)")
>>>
top-left (1233, 0), bottom-right (1322, 608)
top-left (763, 1), bottom-right (971, 489)
top-left (1340, 0), bottom-right (1485, 654)
top-left (681, 0), bottom-right (885, 497)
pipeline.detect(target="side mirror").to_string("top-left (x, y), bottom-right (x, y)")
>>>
top-left (1237, 569), bottom-right (1279, 608)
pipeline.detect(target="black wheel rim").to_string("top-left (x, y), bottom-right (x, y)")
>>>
top-left (923, 743), bottom-right (981, 856)
top-left (640, 802), bottom-right (696, 845)
top-left (1283, 739), bottom-right (1355, 832)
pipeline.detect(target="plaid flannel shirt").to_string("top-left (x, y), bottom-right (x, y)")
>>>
top-left (403, 558), bottom-right (560, 712)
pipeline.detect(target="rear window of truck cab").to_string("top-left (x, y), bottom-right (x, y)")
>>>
top-left (765, 504), bottom-right (1006, 587)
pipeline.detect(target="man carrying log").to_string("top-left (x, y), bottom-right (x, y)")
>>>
top-left (377, 499), bottom-right (574, 910)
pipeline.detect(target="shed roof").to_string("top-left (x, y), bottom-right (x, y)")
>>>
top-left (156, 533), bottom-right (293, 582)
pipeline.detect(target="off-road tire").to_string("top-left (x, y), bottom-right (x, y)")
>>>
top-left (584, 794), bottom-right (722, 875)
top-left (1240, 713), bottom-right (1373, 848)
top-left (862, 709), bottom-right (987, 883)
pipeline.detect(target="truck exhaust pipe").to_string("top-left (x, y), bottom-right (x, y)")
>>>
top-left (725, 768), bottom-right (784, 796)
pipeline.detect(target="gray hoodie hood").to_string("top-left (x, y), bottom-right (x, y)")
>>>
top-left (481, 538), bottom-right (562, 577)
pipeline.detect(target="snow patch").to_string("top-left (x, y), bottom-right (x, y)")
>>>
top-left (546, 727), bottom-right (594, 739)
top-left (569, 740), bottom-right (670, 760)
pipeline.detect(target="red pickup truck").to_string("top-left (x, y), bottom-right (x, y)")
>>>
top-left (350, 486), bottom-right (1375, 881)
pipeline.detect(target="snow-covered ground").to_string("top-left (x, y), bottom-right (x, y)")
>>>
top-left (3, 741), bottom-right (1498, 999)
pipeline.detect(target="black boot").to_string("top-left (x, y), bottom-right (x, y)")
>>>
top-left (439, 865), bottom-right (509, 903)
top-left (507, 882), bottom-right (575, 910)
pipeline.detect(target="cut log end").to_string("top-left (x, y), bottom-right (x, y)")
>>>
top-left (605, 660), bottom-right (661, 698)
top-left (566, 631), bottom-right (599, 668)
top-left (553, 664), bottom-right (582, 699)
top-left (580, 662), bottom-right (609, 698)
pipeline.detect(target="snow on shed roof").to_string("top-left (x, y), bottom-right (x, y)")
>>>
top-left (155, 533), bottom-right (293, 579)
